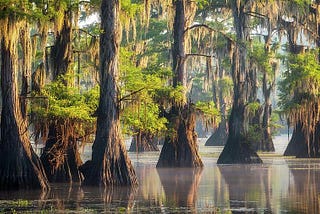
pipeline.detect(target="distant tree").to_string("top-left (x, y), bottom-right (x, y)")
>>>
top-left (217, 0), bottom-right (262, 164)
top-left (280, 51), bottom-right (320, 157)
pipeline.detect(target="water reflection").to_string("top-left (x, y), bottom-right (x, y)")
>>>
top-left (157, 168), bottom-right (203, 212)
top-left (1, 155), bottom-right (320, 213)
top-left (218, 164), bottom-right (273, 213)
top-left (284, 159), bottom-right (320, 213)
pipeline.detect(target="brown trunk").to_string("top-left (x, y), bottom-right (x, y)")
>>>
top-left (40, 123), bottom-right (83, 182)
top-left (41, 9), bottom-right (83, 182)
top-left (129, 131), bottom-right (159, 152)
top-left (205, 119), bottom-right (228, 146)
top-left (217, 1), bottom-right (262, 164)
top-left (157, 106), bottom-right (203, 167)
top-left (0, 21), bottom-right (49, 190)
top-left (157, 0), bottom-right (203, 168)
top-left (261, 73), bottom-right (275, 152)
top-left (282, 16), bottom-right (316, 157)
top-left (259, 20), bottom-right (275, 152)
top-left (50, 11), bottom-right (73, 80)
top-left (80, 0), bottom-right (137, 186)
top-left (19, 22), bottom-right (32, 118)
top-left (284, 122), bottom-right (318, 158)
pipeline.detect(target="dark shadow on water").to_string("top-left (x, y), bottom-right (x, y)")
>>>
top-left (156, 168), bottom-right (203, 212)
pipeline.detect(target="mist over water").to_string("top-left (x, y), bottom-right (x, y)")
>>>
top-left (1, 135), bottom-right (320, 213)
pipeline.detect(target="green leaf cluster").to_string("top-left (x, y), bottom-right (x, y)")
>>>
top-left (279, 51), bottom-right (320, 112)
top-left (33, 78), bottom-right (98, 122)
top-left (122, 102), bottom-right (167, 135)
top-left (195, 101), bottom-right (220, 118)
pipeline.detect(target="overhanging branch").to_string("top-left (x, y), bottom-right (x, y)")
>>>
top-left (184, 24), bottom-right (235, 43)
top-left (119, 88), bottom-right (145, 103)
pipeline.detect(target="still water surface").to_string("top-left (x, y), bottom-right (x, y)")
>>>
top-left (1, 136), bottom-right (320, 213)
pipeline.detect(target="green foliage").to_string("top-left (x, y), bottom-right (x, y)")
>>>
top-left (247, 101), bottom-right (261, 114)
top-left (195, 101), bottom-right (220, 118)
top-left (246, 124), bottom-right (263, 143)
top-left (250, 43), bottom-right (273, 75)
top-left (121, 0), bottom-right (143, 18)
top-left (119, 47), bottom-right (168, 136)
top-left (279, 51), bottom-right (320, 113)
top-left (32, 78), bottom-right (98, 122)
top-left (122, 102), bottom-right (167, 135)
top-left (270, 112), bottom-right (284, 136)
top-left (218, 77), bottom-right (233, 97)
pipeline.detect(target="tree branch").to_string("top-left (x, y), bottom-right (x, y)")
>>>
top-left (184, 24), bottom-right (235, 43)
top-left (185, 53), bottom-right (216, 59)
top-left (119, 88), bottom-right (145, 103)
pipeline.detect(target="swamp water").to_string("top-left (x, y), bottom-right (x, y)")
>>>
top-left (1, 136), bottom-right (320, 213)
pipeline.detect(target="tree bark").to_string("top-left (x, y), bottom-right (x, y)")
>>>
top-left (157, 0), bottom-right (203, 168)
top-left (284, 122), bottom-right (317, 158)
top-left (40, 123), bottom-right (83, 182)
top-left (50, 11), bottom-right (73, 80)
top-left (80, 0), bottom-right (137, 186)
top-left (217, 0), bottom-right (262, 164)
top-left (129, 131), bottom-right (159, 152)
top-left (0, 19), bottom-right (49, 190)
top-left (205, 119), bottom-right (228, 146)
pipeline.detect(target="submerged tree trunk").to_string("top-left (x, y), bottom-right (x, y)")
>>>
top-left (80, 0), bottom-right (137, 186)
top-left (40, 123), bottom-right (83, 182)
top-left (40, 9), bottom-right (83, 183)
top-left (157, 106), bottom-right (203, 167)
top-left (157, 0), bottom-right (203, 168)
top-left (217, 1), bottom-right (262, 164)
top-left (284, 122), bottom-right (308, 157)
top-left (282, 16), bottom-right (317, 158)
top-left (261, 72), bottom-right (275, 152)
top-left (129, 131), bottom-right (159, 152)
top-left (205, 119), bottom-right (228, 146)
top-left (0, 19), bottom-right (49, 190)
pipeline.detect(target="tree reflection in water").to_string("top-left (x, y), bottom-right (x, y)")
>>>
top-left (285, 159), bottom-right (320, 213)
top-left (218, 164), bottom-right (273, 213)
top-left (1, 156), bottom-right (320, 212)
top-left (157, 168), bottom-right (203, 212)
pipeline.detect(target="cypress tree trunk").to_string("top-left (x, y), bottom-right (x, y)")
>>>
top-left (50, 11), bottom-right (73, 80)
top-left (261, 72), bottom-right (275, 152)
top-left (129, 131), bottom-right (159, 152)
top-left (20, 22), bottom-right (32, 118)
top-left (284, 123), bottom-right (311, 158)
top-left (259, 20), bottom-right (275, 152)
top-left (40, 123), bottom-right (83, 182)
top-left (40, 9), bottom-right (83, 183)
top-left (217, 0), bottom-right (262, 164)
top-left (205, 119), bottom-right (228, 146)
top-left (157, 0), bottom-right (203, 168)
top-left (80, 0), bottom-right (137, 186)
top-left (0, 18), bottom-right (49, 190)
top-left (281, 15), bottom-right (316, 158)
